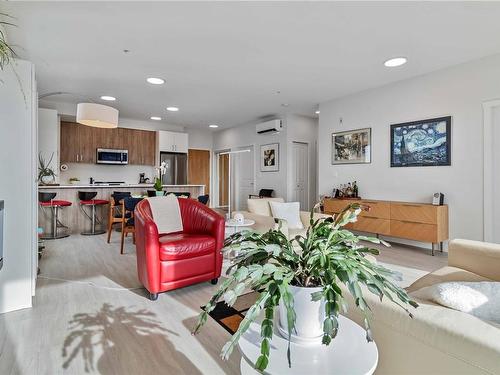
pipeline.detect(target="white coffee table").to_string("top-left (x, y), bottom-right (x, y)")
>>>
top-left (238, 314), bottom-right (378, 375)
top-left (225, 218), bottom-right (255, 235)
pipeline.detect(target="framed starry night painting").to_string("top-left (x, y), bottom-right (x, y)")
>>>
top-left (390, 116), bottom-right (451, 167)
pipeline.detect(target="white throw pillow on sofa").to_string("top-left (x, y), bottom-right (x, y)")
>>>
top-left (413, 281), bottom-right (500, 323)
top-left (247, 197), bottom-right (284, 216)
top-left (269, 201), bottom-right (303, 230)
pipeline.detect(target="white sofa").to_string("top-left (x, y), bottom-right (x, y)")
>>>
top-left (343, 239), bottom-right (500, 375)
top-left (235, 198), bottom-right (329, 239)
top-left (235, 201), bottom-right (500, 373)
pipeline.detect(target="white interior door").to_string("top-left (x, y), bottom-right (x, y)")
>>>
top-left (492, 106), bottom-right (500, 243)
top-left (484, 100), bottom-right (500, 243)
top-left (232, 146), bottom-right (255, 211)
top-left (291, 142), bottom-right (309, 210)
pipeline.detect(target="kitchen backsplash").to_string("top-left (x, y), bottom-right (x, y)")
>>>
top-left (59, 163), bottom-right (157, 185)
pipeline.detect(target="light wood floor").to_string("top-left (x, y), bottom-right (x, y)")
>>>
top-left (0, 233), bottom-right (447, 375)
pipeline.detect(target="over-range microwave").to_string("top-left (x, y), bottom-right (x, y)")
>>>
top-left (96, 148), bottom-right (128, 165)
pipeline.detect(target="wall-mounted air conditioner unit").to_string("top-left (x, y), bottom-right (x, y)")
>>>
top-left (256, 119), bottom-right (283, 135)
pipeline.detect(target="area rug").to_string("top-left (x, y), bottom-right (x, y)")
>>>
top-left (204, 291), bottom-right (259, 334)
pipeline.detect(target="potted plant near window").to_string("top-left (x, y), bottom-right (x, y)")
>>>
top-left (38, 153), bottom-right (57, 185)
top-left (0, 12), bottom-right (16, 70)
top-left (193, 203), bottom-right (418, 371)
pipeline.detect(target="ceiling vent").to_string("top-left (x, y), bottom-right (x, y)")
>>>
top-left (256, 119), bottom-right (283, 135)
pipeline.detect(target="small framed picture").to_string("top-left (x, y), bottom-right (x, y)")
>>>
top-left (332, 128), bottom-right (371, 164)
top-left (390, 116), bottom-right (451, 167)
top-left (260, 143), bottom-right (279, 172)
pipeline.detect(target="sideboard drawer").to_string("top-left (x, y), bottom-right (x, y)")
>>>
top-left (390, 220), bottom-right (437, 242)
top-left (324, 199), bottom-right (350, 214)
top-left (390, 203), bottom-right (437, 224)
top-left (360, 201), bottom-right (390, 219)
top-left (351, 217), bottom-right (391, 235)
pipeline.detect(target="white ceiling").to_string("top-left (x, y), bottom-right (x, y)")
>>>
top-left (4, 2), bottom-right (500, 129)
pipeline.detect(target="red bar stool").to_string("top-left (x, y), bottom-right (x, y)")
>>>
top-left (78, 191), bottom-right (109, 235)
top-left (39, 192), bottom-right (72, 240)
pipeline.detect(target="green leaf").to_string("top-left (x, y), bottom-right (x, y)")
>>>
top-left (310, 291), bottom-right (323, 301)
top-left (263, 263), bottom-right (277, 275)
top-left (261, 338), bottom-right (270, 355)
top-left (223, 290), bottom-right (237, 306)
top-left (255, 355), bottom-right (269, 371)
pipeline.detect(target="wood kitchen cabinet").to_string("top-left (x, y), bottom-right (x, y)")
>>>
top-left (60, 121), bottom-right (96, 163)
top-left (126, 129), bottom-right (156, 166)
top-left (60, 122), bottom-right (157, 166)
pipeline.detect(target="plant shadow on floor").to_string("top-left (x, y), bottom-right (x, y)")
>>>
top-left (183, 315), bottom-right (241, 375)
top-left (62, 303), bottom-right (202, 374)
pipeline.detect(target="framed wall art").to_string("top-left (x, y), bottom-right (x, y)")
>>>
top-left (260, 143), bottom-right (279, 172)
top-left (332, 128), bottom-right (371, 165)
top-left (390, 116), bottom-right (451, 167)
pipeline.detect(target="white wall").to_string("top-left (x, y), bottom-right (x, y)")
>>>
top-left (186, 128), bottom-right (214, 150)
top-left (214, 120), bottom-right (288, 199)
top-left (0, 59), bottom-right (37, 313)
top-left (286, 114), bottom-right (318, 210)
top-left (318, 53), bottom-right (500, 245)
top-left (213, 115), bottom-right (319, 210)
top-left (38, 108), bottom-right (60, 182)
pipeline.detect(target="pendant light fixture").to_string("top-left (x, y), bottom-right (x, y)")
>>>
top-left (76, 103), bottom-right (119, 128)
top-left (39, 92), bottom-right (120, 129)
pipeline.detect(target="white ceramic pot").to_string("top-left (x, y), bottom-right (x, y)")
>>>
top-left (41, 175), bottom-right (54, 185)
top-left (155, 191), bottom-right (164, 196)
top-left (278, 285), bottom-right (325, 344)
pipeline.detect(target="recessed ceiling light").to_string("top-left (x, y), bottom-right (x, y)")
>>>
top-left (166, 106), bottom-right (179, 112)
top-left (281, 103), bottom-right (289, 107)
top-left (147, 77), bottom-right (165, 85)
top-left (209, 124), bottom-right (219, 128)
top-left (315, 110), bottom-right (320, 114)
top-left (100, 95), bottom-right (116, 101)
top-left (150, 116), bottom-right (162, 121)
top-left (384, 57), bottom-right (407, 67)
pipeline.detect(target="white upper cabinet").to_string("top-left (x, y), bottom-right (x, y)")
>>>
top-left (173, 132), bottom-right (189, 153)
top-left (158, 131), bottom-right (189, 153)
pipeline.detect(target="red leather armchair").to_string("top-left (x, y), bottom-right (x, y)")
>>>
top-left (134, 198), bottom-right (225, 300)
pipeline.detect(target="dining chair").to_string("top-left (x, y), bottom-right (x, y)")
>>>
top-left (106, 191), bottom-right (131, 243)
top-left (120, 197), bottom-right (143, 254)
top-left (197, 194), bottom-right (210, 205)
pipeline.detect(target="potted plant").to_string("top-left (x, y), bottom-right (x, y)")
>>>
top-left (0, 12), bottom-right (16, 70)
top-left (153, 177), bottom-right (163, 196)
top-left (153, 161), bottom-right (167, 196)
top-left (38, 153), bottom-right (57, 185)
top-left (193, 203), bottom-right (418, 371)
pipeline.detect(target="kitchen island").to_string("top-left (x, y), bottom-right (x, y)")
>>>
top-left (38, 184), bottom-right (206, 235)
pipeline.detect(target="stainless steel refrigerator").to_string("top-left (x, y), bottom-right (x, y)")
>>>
top-left (160, 152), bottom-right (188, 185)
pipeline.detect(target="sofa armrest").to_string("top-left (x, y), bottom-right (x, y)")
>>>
top-left (448, 239), bottom-right (500, 281)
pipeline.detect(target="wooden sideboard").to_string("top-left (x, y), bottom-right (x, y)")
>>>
top-left (323, 198), bottom-right (448, 255)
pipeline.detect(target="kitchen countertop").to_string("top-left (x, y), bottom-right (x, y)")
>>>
top-left (38, 184), bottom-right (205, 189)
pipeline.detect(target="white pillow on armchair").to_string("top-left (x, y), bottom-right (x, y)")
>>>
top-left (269, 201), bottom-right (303, 229)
